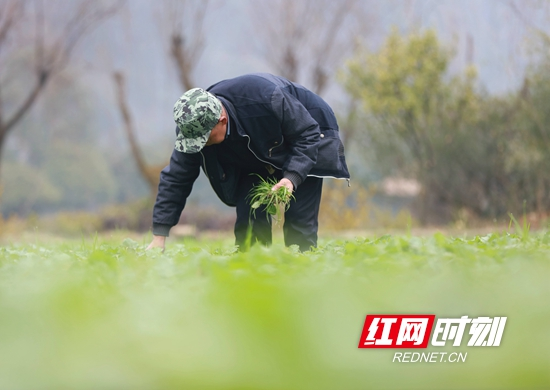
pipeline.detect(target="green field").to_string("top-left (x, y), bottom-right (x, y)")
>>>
top-left (0, 232), bottom-right (549, 389)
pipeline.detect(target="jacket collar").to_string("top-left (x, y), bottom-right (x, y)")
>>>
top-left (217, 96), bottom-right (242, 137)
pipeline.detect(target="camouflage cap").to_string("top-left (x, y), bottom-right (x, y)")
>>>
top-left (173, 88), bottom-right (222, 153)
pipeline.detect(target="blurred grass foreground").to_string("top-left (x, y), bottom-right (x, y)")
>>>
top-left (0, 232), bottom-right (549, 389)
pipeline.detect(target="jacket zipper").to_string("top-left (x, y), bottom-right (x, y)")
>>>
top-left (242, 134), bottom-right (282, 169)
top-left (199, 151), bottom-right (209, 178)
top-left (307, 175), bottom-right (351, 187)
top-left (268, 137), bottom-right (284, 157)
top-left (202, 137), bottom-right (350, 185)
top-left (245, 134), bottom-right (350, 184)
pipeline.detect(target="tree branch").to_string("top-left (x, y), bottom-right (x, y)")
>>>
top-left (165, 0), bottom-right (209, 91)
top-left (0, 0), bottom-right (23, 47)
top-left (113, 71), bottom-right (157, 193)
top-left (1, 68), bottom-right (49, 137)
top-left (44, 0), bottom-right (123, 73)
top-left (0, 0), bottom-right (122, 139)
top-left (170, 33), bottom-right (195, 91)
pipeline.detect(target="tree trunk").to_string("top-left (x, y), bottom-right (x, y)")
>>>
top-left (0, 127), bottom-right (5, 180)
top-left (170, 33), bottom-right (195, 91)
top-left (113, 71), bottom-right (159, 195)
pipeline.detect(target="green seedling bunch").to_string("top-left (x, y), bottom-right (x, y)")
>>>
top-left (247, 175), bottom-right (294, 221)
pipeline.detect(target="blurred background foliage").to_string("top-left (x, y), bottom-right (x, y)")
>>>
top-left (342, 27), bottom-right (550, 224)
top-left (2, 0), bottom-right (550, 236)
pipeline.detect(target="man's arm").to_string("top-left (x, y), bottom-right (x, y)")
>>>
top-left (271, 87), bottom-right (320, 189)
top-left (149, 147), bottom-right (201, 247)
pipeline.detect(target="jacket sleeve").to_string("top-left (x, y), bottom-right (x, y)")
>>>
top-left (152, 148), bottom-right (201, 236)
top-left (271, 87), bottom-right (320, 187)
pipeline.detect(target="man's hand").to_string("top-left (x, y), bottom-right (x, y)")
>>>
top-left (272, 178), bottom-right (294, 193)
top-left (147, 235), bottom-right (166, 252)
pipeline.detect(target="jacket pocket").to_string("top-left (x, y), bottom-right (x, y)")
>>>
top-left (315, 130), bottom-right (346, 173)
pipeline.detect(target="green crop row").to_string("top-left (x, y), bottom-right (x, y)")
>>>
top-left (0, 233), bottom-right (549, 389)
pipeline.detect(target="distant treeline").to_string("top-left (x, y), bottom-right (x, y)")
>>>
top-left (3, 25), bottom-right (550, 226)
top-left (341, 29), bottom-right (550, 224)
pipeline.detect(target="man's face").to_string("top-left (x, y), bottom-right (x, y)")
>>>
top-left (204, 105), bottom-right (228, 147)
top-left (204, 121), bottom-right (226, 146)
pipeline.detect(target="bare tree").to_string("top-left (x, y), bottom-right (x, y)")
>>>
top-left (113, 71), bottom-right (161, 194)
top-left (160, 0), bottom-right (211, 91)
top-left (109, 0), bottom-right (211, 195)
top-left (506, 0), bottom-right (550, 35)
top-left (0, 0), bottom-right (121, 174)
top-left (250, 0), bottom-right (373, 96)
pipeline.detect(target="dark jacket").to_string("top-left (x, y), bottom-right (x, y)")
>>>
top-left (152, 73), bottom-right (350, 235)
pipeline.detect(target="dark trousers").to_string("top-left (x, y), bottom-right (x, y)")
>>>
top-left (234, 173), bottom-right (323, 251)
